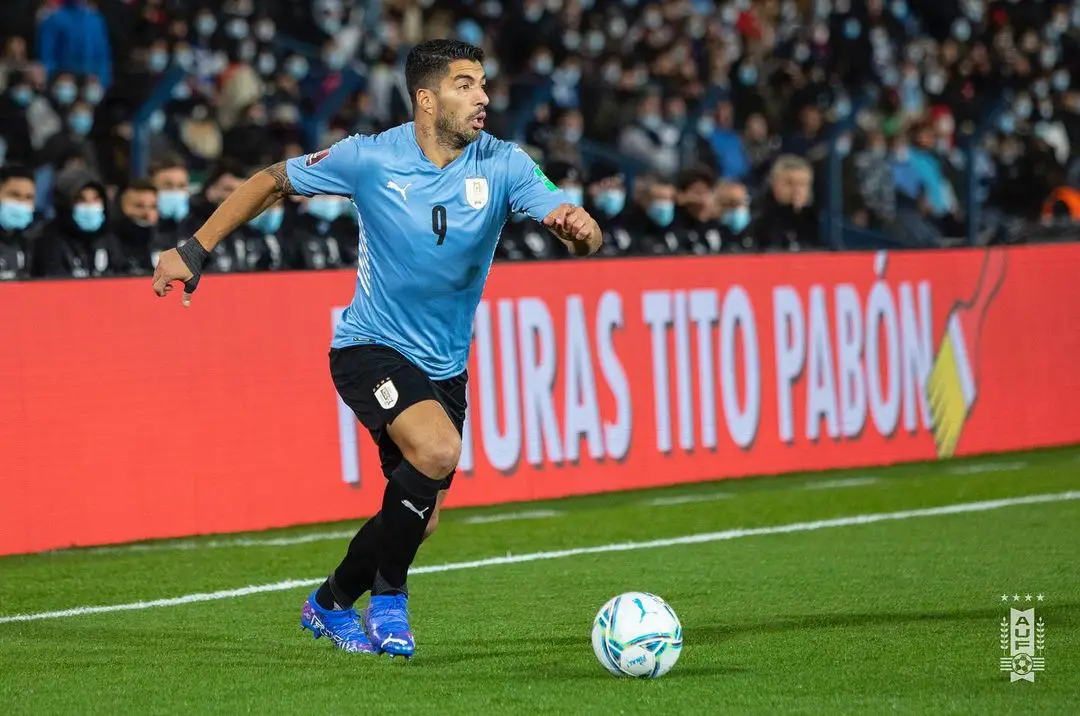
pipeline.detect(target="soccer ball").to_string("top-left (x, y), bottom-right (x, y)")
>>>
top-left (591, 592), bottom-right (683, 678)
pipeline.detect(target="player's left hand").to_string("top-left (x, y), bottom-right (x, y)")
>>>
top-left (543, 204), bottom-right (601, 256)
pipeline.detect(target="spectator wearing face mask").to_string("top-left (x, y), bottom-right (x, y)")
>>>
top-left (716, 180), bottom-right (753, 252)
top-left (209, 195), bottom-right (289, 274)
top-left (150, 153), bottom-right (195, 248)
top-left (287, 194), bottom-right (355, 270)
top-left (0, 165), bottom-right (39, 280)
top-left (703, 100), bottom-right (750, 182)
top-left (586, 161), bottom-right (637, 258)
top-left (32, 167), bottom-right (120, 278)
top-left (36, 0), bottom-right (112, 89)
top-left (674, 165), bottom-right (724, 256)
top-left (112, 179), bottom-right (160, 276)
top-left (0, 71), bottom-right (36, 167)
top-left (749, 155), bottom-right (820, 252)
top-left (546, 109), bottom-right (585, 168)
top-left (626, 173), bottom-right (681, 256)
top-left (618, 93), bottom-right (681, 180)
top-left (40, 99), bottom-right (99, 173)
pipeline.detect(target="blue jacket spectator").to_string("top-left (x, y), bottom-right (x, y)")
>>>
top-left (705, 101), bottom-right (750, 182)
top-left (36, 0), bottom-right (112, 90)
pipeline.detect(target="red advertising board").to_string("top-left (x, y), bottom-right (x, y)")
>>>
top-left (1, 245), bottom-right (1078, 555)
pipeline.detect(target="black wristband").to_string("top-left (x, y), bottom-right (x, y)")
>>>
top-left (177, 237), bottom-right (210, 293)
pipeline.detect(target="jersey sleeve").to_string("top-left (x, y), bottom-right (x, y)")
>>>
top-left (506, 145), bottom-right (569, 221)
top-left (285, 136), bottom-right (364, 197)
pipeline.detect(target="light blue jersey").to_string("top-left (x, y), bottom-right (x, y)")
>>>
top-left (286, 123), bottom-right (567, 380)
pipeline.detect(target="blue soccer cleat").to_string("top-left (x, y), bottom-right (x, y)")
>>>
top-left (363, 594), bottom-right (415, 657)
top-left (300, 590), bottom-right (376, 654)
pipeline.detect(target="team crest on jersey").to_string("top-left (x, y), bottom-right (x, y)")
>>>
top-left (374, 378), bottom-right (399, 410)
top-left (465, 177), bottom-right (489, 209)
top-left (306, 149), bottom-right (331, 166)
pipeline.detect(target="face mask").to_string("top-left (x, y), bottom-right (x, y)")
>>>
top-left (157, 190), bottom-right (190, 221)
top-left (254, 20), bottom-right (275, 42)
top-left (148, 50), bottom-right (169, 73)
top-left (195, 15), bottom-right (217, 36)
top-left (697, 117), bottom-right (716, 136)
top-left (836, 137), bottom-right (852, 157)
top-left (640, 113), bottom-right (663, 130)
top-left (561, 187), bottom-right (584, 206)
top-left (999, 113), bottom-right (1016, 134)
top-left (484, 59), bottom-right (500, 80)
top-left (54, 82), bottom-right (77, 105)
top-left (0, 200), bottom-right (34, 231)
top-left (602, 64), bottom-right (622, 84)
top-left (257, 53), bottom-right (277, 76)
top-left (226, 18), bottom-right (249, 39)
top-left (563, 31), bottom-right (581, 51)
top-left (11, 86), bottom-right (33, 107)
top-left (647, 200), bottom-right (675, 227)
top-left (287, 57), bottom-right (309, 80)
top-left (870, 145), bottom-right (888, 160)
top-left (843, 18), bottom-right (861, 39)
top-left (562, 127), bottom-right (582, 143)
top-left (69, 111), bottom-right (93, 135)
top-left (891, 1), bottom-right (908, 19)
top-left (324, 52), bottom-right (347, 71)
top-left (239, 41), bottom-right (257, 63)
top-left (73, 202), bottom-right (105, 232)
top-left (1033, 81), bottom-right (1050, 99)
top-left (1015, 99), bottom-right (1032, 119)
top-left (794, 44), bottom-right (811, 64)
top-left (250, 207), bottom-right (284, 234)
top-left (952, 19), bottom-right (971, 42)
top-left (524, 6), bottom-right (543, 22)
top-left (534, 56), bottom-right (553, 75)
top-left (596, 188), bottom-right (626, 217)
top-left (894, 146), bottom-right (910, 162)
top-left (83, 84), bottom-right (104, 105)
top-left (1040, 48), bottom-right (1058, 69)
top-left (172, 82), bottom-right (193, 101)
top-left (481, 1), bottom-right (503, 19)
top-left (1053, 72), bottom-right (1070, 92)
top-left (738, 65), bottom-right (758, 85)
top-left (644, 11), bottom-right (663, 30)
top-left (586, 31), bottom-right (605, 54)
top-left (307, 196), bottom-right (343, 223)
top-left (490, 95), bottom-right (510, 112)
top-left (721, 205), bottom-right (750, 233)
top-left (149, 110), bottom-right (166, 133)
top-left (557, 67), bottom-right (581, 86)
top-left (925, 72), bottom-right (946, 95)
top-left (176, 46), bottom-right (196, 70)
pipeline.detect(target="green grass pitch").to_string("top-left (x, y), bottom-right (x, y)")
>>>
top-left (1, 448), bottom-right (1078, 714)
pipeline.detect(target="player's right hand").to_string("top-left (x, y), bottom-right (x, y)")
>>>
top-left (151, 248), bottom-right (197, 308)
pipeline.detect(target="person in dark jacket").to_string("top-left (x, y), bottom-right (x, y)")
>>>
top-left (586, 160), bottom-right (638, 258)
top-left (287, 194), bottom-right (355, 270)
top-left (150, 152), bottom-right (196, 250)
top-left (113, 179), bottom-right (168, 276)
top-left (0, 164), bottom-right (39, 280)
top-left (749, 154), bottom-right (821, 252)
top-left (31, 167), bottom-right (121, 278)
top-left (673, 165), bottom-right (724, 255)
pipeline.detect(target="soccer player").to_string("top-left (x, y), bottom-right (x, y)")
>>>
top-left (150, 39), bottom-right (601, 657)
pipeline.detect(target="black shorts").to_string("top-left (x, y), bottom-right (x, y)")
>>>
top-left (330, 343), bottom-right (467, 490)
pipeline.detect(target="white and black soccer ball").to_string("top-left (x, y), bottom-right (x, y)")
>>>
top-left (591, 591), bottom-right (683, 679)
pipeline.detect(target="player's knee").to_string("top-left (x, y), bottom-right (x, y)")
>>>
top-left (410, 433), bottom-right (460, 479)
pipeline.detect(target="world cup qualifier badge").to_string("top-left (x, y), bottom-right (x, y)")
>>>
top-left (999, 593), bottom-right (1046, 682)
top-left (306, 148), bottom-right (331, 166)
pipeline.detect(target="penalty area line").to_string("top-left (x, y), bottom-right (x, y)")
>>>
top-left (2, 490), bottom-right (1078, 625)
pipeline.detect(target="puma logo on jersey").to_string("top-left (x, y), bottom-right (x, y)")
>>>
top-left (387, 180), bottom-right (411, 202)
top-left (401, 499), bottom-right (430, 520)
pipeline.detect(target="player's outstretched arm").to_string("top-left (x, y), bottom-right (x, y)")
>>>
top-left (151, 161), bottom-right (298, 306)
top-left (542, 203), bottom-right (602, 257)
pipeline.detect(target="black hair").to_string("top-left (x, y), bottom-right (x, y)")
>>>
top-left (122, 178), bottom-right (158, 195)
top-left (149, 152), bottom-right (187, 177)
top-left (0, 164), bottom-right (34, 185)
top-left (405, 39), bottom-right (484, 107)
top-left (677, 164), bottom-right (717, 192)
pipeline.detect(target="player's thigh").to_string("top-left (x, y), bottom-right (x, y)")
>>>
top-left (385, 400), bottom-right (461, 477)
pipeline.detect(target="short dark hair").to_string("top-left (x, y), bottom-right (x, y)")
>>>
top-left (677, 165), bottom-right (717, 192)
top-left (0, 164), bottom-right (34, 185)
top-left (149, 152), bottom-right (187, 177)
top-left (405, 39), bottom-right (484, 107)
top-left (122, 178), bottom-right (158, 196)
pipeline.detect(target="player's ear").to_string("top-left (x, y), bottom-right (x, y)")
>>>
top-left (416, 88), bottom-right (435, 116)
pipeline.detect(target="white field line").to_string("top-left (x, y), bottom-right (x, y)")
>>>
top-left (3, 491), bottom-right (1078, 625)
top-left (947, 461), bottom-right (1028, 475)
top-left (804, 477), bottom-right (881, 490)
top-left (644, 492), bottom-right (734, 507)
top-left (462, 509), bottom-right (563, 524)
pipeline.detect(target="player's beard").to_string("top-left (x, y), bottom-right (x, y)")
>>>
top-left (435, 109), bottom-right (480, 150)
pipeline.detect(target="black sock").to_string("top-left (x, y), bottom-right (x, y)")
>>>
top-left (372, 460), bottom-right (439, 595)
top-left (315, 514), bottom-right (383, 610)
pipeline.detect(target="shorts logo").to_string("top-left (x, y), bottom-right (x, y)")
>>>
top-left (374, 378), bottom-right (399, 410)
top-left (465, 177), bottom-right (489, 209)
top-left (306, 149), bottom-right (331, 166)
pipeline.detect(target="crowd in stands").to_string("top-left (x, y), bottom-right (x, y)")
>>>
top-left (1, 0), bottom-right (1079, 280)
